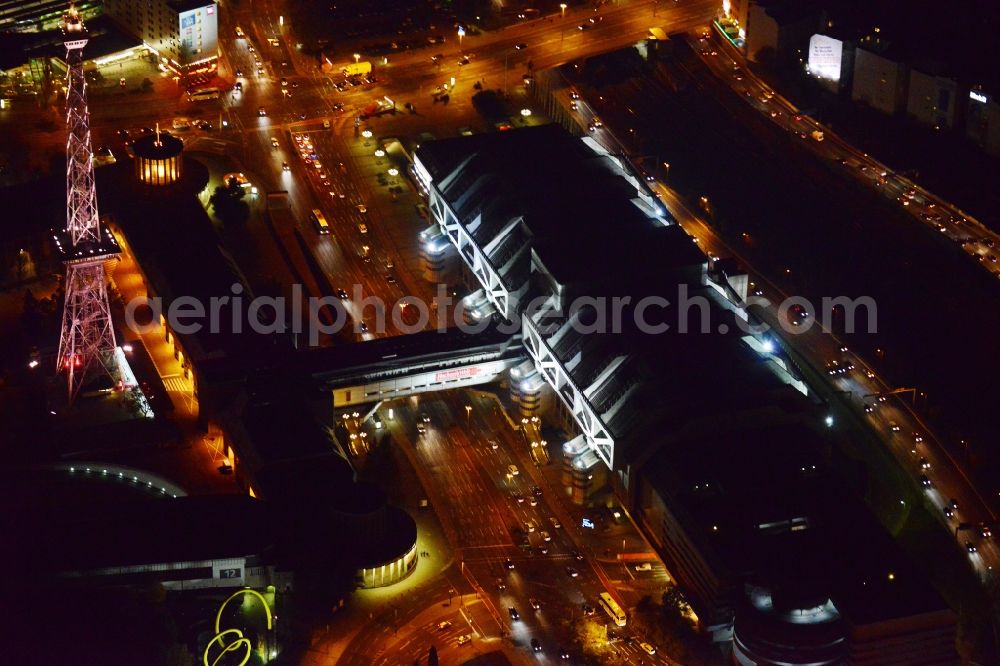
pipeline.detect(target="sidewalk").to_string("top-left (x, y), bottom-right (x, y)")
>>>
top-left (106, 228), bottom-right (237, 494)
top-left (108, 228), bottom-right (196, 421)
top-left (303, 421), bottom-right (459, 664)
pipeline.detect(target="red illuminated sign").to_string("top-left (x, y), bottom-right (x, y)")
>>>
top-left (435, 366), bottom-right (482, 382)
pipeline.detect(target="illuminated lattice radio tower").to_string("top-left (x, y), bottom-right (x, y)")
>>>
top-left (56, 3), bottom-right (120, 403)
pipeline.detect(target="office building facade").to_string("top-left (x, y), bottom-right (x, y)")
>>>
top-left (104, 0), bottom-right (217, 74)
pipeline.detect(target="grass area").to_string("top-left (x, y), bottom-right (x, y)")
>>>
top-left (630, 594), bottom-right (725, 665)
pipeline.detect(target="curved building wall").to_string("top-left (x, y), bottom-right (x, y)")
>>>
top-left (358, 541), bottom-right (418, 588)
top-left (136, 153), bottom-right (183, 185)
top-left (131, 133), bottom-right (185, 186)
top-left (732, 589), bottom-right (846, 666)
top-left (343, 504), bottom-right (419, 589)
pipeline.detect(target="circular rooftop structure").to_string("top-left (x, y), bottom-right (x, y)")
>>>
top-left (132, 131), bottom-right (184, 185)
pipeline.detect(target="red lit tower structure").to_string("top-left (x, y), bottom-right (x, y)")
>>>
top-left (56, 2), bottom-right (120, 403)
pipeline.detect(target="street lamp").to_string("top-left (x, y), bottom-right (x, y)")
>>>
top-left (361, 129), bottom-right (372, 139)
top-left (374, 148), bottom-right (385, 157)
top-left (353, 53), bottom-right (361, 63)
top-left (387, 167), bottom-right (399, 177)
top-left (520, 108), bottom-right (532, 116)
top-left (560, 3), bottom-right (567, 18)
top-left (457, 25), bottom-right (465, 48)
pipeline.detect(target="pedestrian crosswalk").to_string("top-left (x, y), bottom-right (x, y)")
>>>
top-left (161, 375), bottom-right (191, 393)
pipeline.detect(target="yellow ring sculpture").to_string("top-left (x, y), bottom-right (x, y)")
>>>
top-left (203, 589), bottom-right (274, 666)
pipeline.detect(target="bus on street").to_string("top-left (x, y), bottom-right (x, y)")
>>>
top-left (310, 208), bottom-right (331, 234)
top-left (599, 592), bottom-right (626, 627)
top-left (187, 87), bottom-right (220, 102)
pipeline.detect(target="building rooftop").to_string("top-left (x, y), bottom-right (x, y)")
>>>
top-left (643, 421), bottom-right (949, 627)
top-left (296, 315), bottom-right (518, 384)
top-left (0, 0), bottom-right (101, 34)
top-left (167, 0), bottom-right (218, 13)
top-left (31, 494), bottom-right (267, 574)
top-left (97, 157), bottom-right (266, 363)
top-left (12, 14), bottom-right (141, 63)
top-left (416, 124), bottom-right (807, 467)
top-left (751, 0), bottom-right (824, 25)
top-left (418, 124), bottom-right (669, 287)
top-left (132, 132), bottom-right (184, 159)
top-left (823, 0), bottom-right (1000, 87)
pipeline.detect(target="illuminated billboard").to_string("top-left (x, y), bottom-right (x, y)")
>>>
top-left (178, 3), bottom-right (218, 59)
top-left (808, 34), bottom-right (843, 82)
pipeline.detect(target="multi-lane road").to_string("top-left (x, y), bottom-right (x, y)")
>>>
top-left (45, 0), bottom-right (999, 656)
top-left (693, 31), bottom-right (1000, 279)
top-left (188, 0), bottom-right (723, 345)
top-left (560, 39), bottom-right (1000, 576)
top-left (331, 391), bottom-right (677, 665)
top-left (216, 0), bottom-right (998, 647)
top-left (683, 29), bottom-right (1000, 571)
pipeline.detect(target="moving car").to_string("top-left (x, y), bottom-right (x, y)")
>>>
top-left (508, 607), bottom-right (520, 621)
top-left (635, 562), bottom-right (653, 571)
top-left (358, 223), bottom-right (368, 234)
top-left (508, 464), bottom-right (519, 476)
top-left (640, 642), bottom-right (657, 655)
